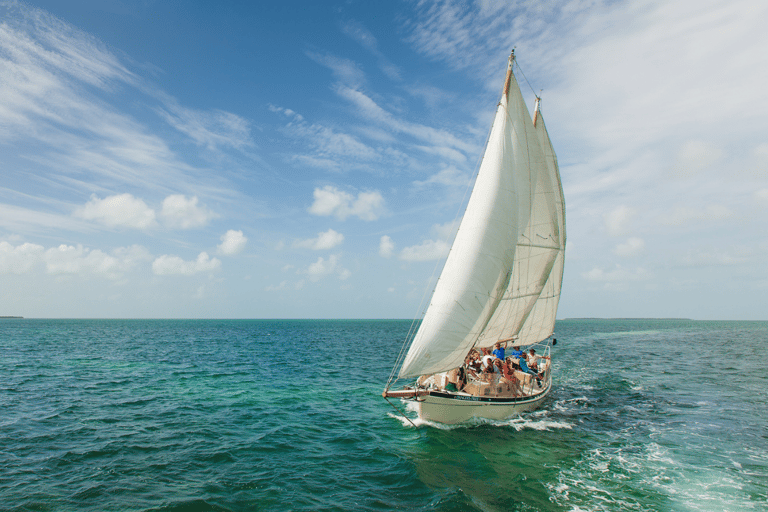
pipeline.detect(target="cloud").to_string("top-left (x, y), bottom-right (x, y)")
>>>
top-left (157, 101), bottom-right (252, 150)
top-left (604, 206), bottom-right (634, 237)
top-left (308, 186), bottom-right (384, 221)
top-left (0, 241), bottom-right (45, 274)
top-left (152, 252), bottom-right (221, 275)
top-left (305, 254), bottom-right (349, 281)
top-left (306, 51), bottom-right (366, 89)
top-left (217, 229), bottom-right (247, 255)
top-left (379, 235), bottom-right (394, 258)
top-left (74, 193), bottom-right (157, 229)
top-left (294, 229), bottom-right (344, 250)
top-left (413, 167), bottom-right (469, 188)
top-left (159, 195), bottom-right (215, 229)
top-left (399, 239), bottom-right (450, 261)
top-left (0, 241), bottom-right (151, 279)
top-left (44, 244), bottom-right (150, 279)
top-left (613, 237), bottom-right (645, 258)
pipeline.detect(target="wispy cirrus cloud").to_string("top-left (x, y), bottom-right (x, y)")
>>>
top-left (156, 100), bottom-right (253, 151)
top-left (0, 1), bottom-right (254, 212)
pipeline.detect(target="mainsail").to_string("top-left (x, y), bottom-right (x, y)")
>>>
top-left (398, 54), bottom-right (566, 379)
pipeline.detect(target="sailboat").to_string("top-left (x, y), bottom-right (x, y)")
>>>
top-left (383, 51), bottom-right (566, 425)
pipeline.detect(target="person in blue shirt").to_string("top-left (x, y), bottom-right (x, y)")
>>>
top-left (492, 341), bottom-right (506, 361)
top-left (511, 346), bottom-right (524, 358)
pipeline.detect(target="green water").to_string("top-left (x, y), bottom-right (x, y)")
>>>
top-left (1, 319), bottom-right (766, 511)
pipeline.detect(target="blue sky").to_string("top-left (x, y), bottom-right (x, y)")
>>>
top-left (1, 0), bottom-right (767, 319)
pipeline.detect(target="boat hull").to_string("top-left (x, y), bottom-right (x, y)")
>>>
top-left (417, 383), bottom-right (551, 424)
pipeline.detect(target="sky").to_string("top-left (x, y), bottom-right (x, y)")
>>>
top-left (1, 0), bottom-right (767, 320)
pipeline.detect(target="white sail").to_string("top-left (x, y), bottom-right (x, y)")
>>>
top-left (398, 57), bottom-right (552, 379)
top-left (515, 104), bottom-right (566, 344)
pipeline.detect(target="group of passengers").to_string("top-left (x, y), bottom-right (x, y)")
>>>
top-left (447, 341), bottom-right (549, 394)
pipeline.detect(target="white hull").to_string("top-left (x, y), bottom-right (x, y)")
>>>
top-left (417, 380), bottom-right (551, 424)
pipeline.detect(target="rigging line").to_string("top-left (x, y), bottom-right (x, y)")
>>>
top-left (384, 397), bottom-right (419, 428)
top-left (514, 58), bottom-right (540, 100)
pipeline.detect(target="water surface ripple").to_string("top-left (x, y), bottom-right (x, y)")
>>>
top-left (1, 319), bottom-right (766, 511)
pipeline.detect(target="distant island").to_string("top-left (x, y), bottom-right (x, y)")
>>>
top-left (0, 316), bottom-right (23, 319)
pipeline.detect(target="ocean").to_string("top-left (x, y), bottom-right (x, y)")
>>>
top-left (1, 318), bottom-right (766, 511)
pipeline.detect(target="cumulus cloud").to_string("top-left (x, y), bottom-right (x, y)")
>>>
top-left (152, 252), bottom-right (221, 275)
top-left (74, 193), bottom-right (157, 229)
top-left (294, 229), bottom-right (344, 250)
top-left (399, 239), bottom-right (450, 261)
top-left (308, 186), bottom-right (384, 221)
top-left (217, 229), bottom-right (247, 255)
top-left (379, 235), bottom-right (394, 258)
top-left (1, 241), bottom-right (150, 279)
top-left (160, 195), bottom-right (215, 229)
top-left (614, 237), bottom-right (645, 257)
top-left (0, 241), bottom-right (45, 274)
top-left (305, 254), bottom-right (349, 281)
top-left (45, 244), bottom-right (151, 279)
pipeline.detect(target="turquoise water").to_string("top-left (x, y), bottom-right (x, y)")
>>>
top-left (1, 319), bottom-right (766, 511)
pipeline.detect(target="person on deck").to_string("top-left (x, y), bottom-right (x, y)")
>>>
top-left (518, 353), bottom-right (542, 386)
top-left (492, 341), bottom-right (506, 361)
top-left (501, 358), bottom-right (521, 396)
top-left (527, 348), bottom-right (549, 373)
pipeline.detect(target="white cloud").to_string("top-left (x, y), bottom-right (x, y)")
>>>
top-left (413, 167), bottom-right (469, 188)
top-left (0, 241), bottom-right (151, 279)
top-left (294, 229), bottom-right (344, 250)
top-left (160, 195), bottom-right (215, 229)
top-left (379, 235), bottom-right (394, 258)
top-left (74, 193), bottom-right (157, 229)
top-left (399, 239), bottom-right (450, 261)
top-left (305, 254), bottom-right (349, 281)
top-left (0, 241), bottom-right (45, 274)
top-left (44, 244), bottom-right (151, 279)
top-left (217, 229), bottom-right (247, 255)
top-left (755, 189), bottom-right (768, 202)
top-left (604, 206), bottom-right (634, 237)
top-left (308, 186), bottom-right (384, 221)
top-left (152, 252), bottom-right (221, 276)
top-left (306, 51), bottom-right (367, 89)
top-left (614, 237), bottom-right (645, 258)
top-left (157, 102), bottom-right (252, 150)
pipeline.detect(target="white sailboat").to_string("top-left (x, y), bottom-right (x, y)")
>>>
top-left (383, 51), bottom-right (566, 425)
